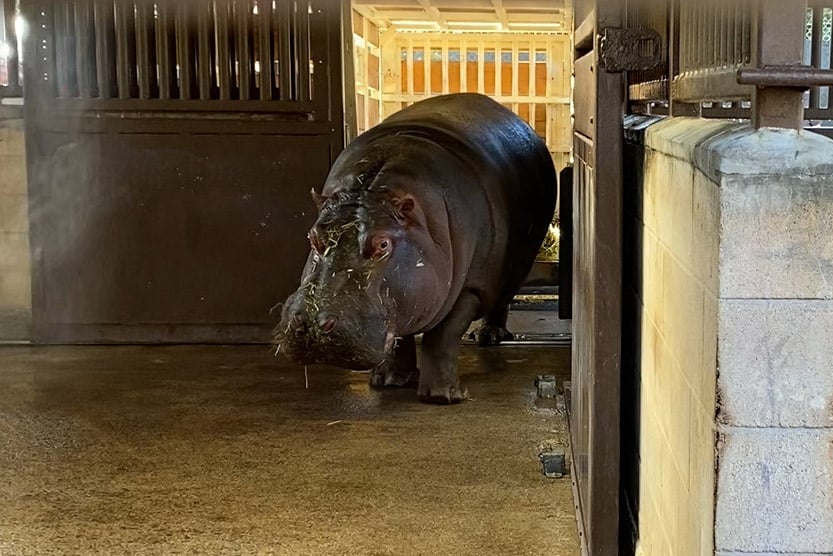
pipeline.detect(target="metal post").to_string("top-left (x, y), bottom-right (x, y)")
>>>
top-left (750, 0), bottom-right (806, 129)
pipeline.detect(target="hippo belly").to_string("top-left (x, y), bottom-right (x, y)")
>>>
top-left (276, 93), bottom-right (557, 404)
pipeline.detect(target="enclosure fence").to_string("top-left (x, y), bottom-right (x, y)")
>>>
top-left (627, 0), bottom-right (833, 130)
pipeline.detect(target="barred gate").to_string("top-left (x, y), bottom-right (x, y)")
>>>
top-left (21, 0), bottom-right (344, 343)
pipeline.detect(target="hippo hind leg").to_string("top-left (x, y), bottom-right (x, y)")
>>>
top-left (370, 335), bottom-right (419, 387)
top-left (476, 303), bottom-right (514, 347)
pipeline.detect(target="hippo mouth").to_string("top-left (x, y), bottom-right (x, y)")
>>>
top-left (275, 321), bottom-right (396, 371)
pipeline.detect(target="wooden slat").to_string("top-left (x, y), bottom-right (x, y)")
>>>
top-left (214, 0), bottom-right (232, 100)
top-left (257, 0), bottom-right (274, 100)
top-left (477, 42), bottom-right (485, 91)
top-left (74, 0), bottom-right (96, 98)
top-left (441, 37), bottom-right (449, 94)
top-left (460, 38), bottom-right (468, 92)
top-left (296, 1), bottom-right (312, 102)
top-left (529, 40), bottom-right (537, 131)
top-left (94, 0), bottom-right (117, 98)
top-left (406, 37), bottom-right (414, 95)
top-left (495, 45), bottom-right (502, 96)
top-left (423, 40), bottom-right (431, 94)
top-left (197, 0), bottom-right (214, 100)
top-left (234, 0), bottom-right (253, 100)
top-left (511, 41), bottom-right (519, 112)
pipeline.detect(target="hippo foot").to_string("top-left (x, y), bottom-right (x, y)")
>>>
top-left (370, 361), bottom-right (419, 388)
top-left (418, 382), bottom-right (468, 404)
top-left (476, 325), bottom-right (514, 347)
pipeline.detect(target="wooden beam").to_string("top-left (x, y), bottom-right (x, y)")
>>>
top-left (416, 0), bottom-right (447, 30)
top-left (490, 0), bottom-right (509, 30)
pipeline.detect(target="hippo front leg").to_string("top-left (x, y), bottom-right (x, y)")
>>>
top-left (418, 291), bottom-right (480, 404)
top-left (370, 335), bottom-right (418, 387)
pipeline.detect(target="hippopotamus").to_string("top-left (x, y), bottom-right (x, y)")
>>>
top-left (275, 93), bottom-right (556, 404)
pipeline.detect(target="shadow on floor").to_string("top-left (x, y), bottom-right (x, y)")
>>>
top-left (0, 344), bottom-right (578, 555)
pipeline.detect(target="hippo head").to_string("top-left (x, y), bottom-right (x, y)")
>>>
top-left (276, 178), bottom-right (449, 370)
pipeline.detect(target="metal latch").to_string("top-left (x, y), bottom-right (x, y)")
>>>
top-left (598, 27), bottom-right (663, 73)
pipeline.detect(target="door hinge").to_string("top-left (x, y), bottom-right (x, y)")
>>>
top-left (598, 27), bottom-right (663, 73)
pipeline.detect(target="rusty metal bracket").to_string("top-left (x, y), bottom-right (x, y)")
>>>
top-left (598, 27), bottom-right (663, 73)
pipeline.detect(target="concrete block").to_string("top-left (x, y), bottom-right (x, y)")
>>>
top-left (718, 299), bottom-right (833, 428)
top-left (720, 174), bottom-right (833, 300)
top-left (698, 291), bottom-right (718, 415)
top-left (694, 126), bottom-right (833, 183)
top-left (644, 117), bottom-right (738, 164)
top-left (0, 122), bottom-right (25, 155)
top-left (715, 427), bottom-right (833, 553)
top-left (0, 268), bottom-right (31, 311)
top-left (0, 231), bottom-right (30, 272)
top-left (0, 194), bottom-right (28, 233)
top-left (0, 153), bottom-right (27, 195)
top-left (691, 168), bottom-right (720, 295)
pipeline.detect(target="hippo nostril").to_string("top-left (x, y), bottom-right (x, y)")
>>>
top-left (320, 315), bottom-right (337, 334)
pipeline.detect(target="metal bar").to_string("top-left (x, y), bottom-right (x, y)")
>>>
top-left (234, 0), bottom-right (253, 100)
top-left (196, 0), bottom-right (214, 100)
top-left (296, 1), bottom-right (311, 102)
top-left (214, 0), bottom-right (232, 100)
top-left (156, 0), bottom-right (178, 100)
top-left (275, 0), bottom-right (292, 100)
top-left (176, 1), bottom-right (195, 100)
top-left (114, 0), bottom-right (137, 99)
top-left (94, 0), bottom-right (117, 98)
top-left (55, 2), bottom-right (76, 98)
top-left (810, 5), bottom-right (824, 107)
top-left (135, 0), bottom-right (157, 100)
top-left (74, 0), bottom-right (96, 98)
top-left (751, 0), bottom-right (807, 129)
top-left (257, 0), bottom-right (274, 100)
top-left (738, 66), bottom-right (833, 87)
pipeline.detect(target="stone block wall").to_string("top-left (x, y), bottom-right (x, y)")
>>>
top-left (0, 104), bottom-right (30, 340)
top-left (628, 117), bottom-right (833, 555)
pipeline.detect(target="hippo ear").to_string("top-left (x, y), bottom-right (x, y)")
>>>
top-left (310, 188), bottom-right (328, 210)
top-left (392, 193), bottom-right (424, 229)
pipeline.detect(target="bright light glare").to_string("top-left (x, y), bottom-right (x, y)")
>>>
top-left (14, 14), bottom-right (26, 40)
top-left (0, 42), bottom-right (11, 59)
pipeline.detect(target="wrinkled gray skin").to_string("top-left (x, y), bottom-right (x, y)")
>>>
top-left (277, 93), bottom-right (556, 404)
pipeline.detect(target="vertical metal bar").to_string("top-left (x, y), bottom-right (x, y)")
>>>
top-left (94, 0), bottom-right (117, 98)
top-left (741, 0), bottom-right (751, 65)
top-left (275, 0), bottom-right (291, 100)
top-left (135, 0), bottom-right (157, 99)
top-left (234, 0), bottom-right (253, 100)
top-left (197, 0), bottom-right (213, 99)
top-left (114, 0), bottom-right (137, 99)
top-left (176, 1), bottom-right (195, 99)
top-left (74, 0), bottom-right (96, 98)
top-left (751, 0), bottom-right (807, 129)
top-left (296, 1), bottom-right (311, 102)
top-left (54, 2), bottom-right (76, 98)
top-left (810, 6), bottom-right (824, 108)
top-left (215, 0), bottom-right (232, 100)
top-left (256, 0), bottom-right (273, 100)
top-left (156, 0), bottom-right (177, 99)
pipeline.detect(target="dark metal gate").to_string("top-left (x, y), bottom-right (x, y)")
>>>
top-left (21, 0), bottom-right (344, 343)
top-left (570, 0), bottom-right (625, 554)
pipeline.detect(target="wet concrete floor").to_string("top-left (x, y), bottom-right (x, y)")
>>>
top-left (0, 344), bottom-right (578, 555)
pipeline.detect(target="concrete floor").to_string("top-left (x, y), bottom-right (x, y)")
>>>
top-left (0, 343), bottom-right (578, 555)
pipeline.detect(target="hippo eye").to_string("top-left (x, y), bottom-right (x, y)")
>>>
top-left (369, 235), bottom-right (393, 259)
